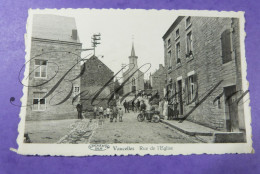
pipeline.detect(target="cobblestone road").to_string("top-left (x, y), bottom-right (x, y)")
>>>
top-left (57, 119), bottom-right (103, 144)
top-left (88, 112), bottom-right (197, 144)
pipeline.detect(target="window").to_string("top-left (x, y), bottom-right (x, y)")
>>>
top-left (188, 75), bottom-right (195, 102)
top-left (176, 29), bottom-right (180, 39)
top-left (132, 78), bottom-right (135, 86)
top-left (186, 73), bottom-right (197, 104)
top-left (73, 86), bottom-right (80, 97)
top-left (221, 29), bottom-right (232, 64)
top-left (34, 60), bottom-right (47, 78)
top-left (32, 92), bottom-right (46, 111)
top-left (186, 31), bottom-right (193, 54)
top-left (176, 42), bottom-right (181, 64)
top-left (167, 38), bottom-right (171, 47)
top-left (168, 50), bottom-right (172, 68)
top-left (186, 16), bottom-right (191, 28)
top-left (74, 87), bottom-right (80, 93)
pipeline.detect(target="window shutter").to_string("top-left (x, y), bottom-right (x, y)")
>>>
top-left (187, 36), bottom-right (190, 53)
top-left (190, 33), bottom-right (193, 51)
top-left (193, 73), bottom-right (198, 103)
top-left (185, 77), bottom-right (189, 104)
top-left (221, 29), bottom-right (232, 64)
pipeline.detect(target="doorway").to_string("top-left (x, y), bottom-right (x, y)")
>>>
top-left (177, 80), bottom-right (183, 115)
top-left (224, 85), bottom-right (239, 132)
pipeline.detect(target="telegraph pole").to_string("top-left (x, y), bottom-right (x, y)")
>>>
top-left (91, 33), bottom-right (101, 56)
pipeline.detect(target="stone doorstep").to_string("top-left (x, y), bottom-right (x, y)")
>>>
top-left (213, 132), bottom-right (245, 143)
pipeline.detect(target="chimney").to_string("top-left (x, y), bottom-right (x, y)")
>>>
top-left (159, 64), bottom-right (163, 69)
top-left (72, 29), bottom-right (77, 40)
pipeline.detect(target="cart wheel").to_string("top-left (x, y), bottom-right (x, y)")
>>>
top-left (153, 115), bottom-right (160, 123)
top-left (137, 114), bottom-right (145, 122)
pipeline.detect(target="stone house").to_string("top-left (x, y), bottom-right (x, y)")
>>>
top-left (122, 43), bottom-right (144, 96)
top-left (163, 16), bottom-right (245, 133)
top-left (150, 64), bottom-right (166, 99)
top-left (26, 14), bottom-right (82, 121)
top-left (80, 56), bottom-right (114, 111)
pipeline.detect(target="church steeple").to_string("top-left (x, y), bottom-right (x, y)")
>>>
top-left (129, 41), bottom-right (138, 69)
top-left (131, 43), bottom-right (136, 57)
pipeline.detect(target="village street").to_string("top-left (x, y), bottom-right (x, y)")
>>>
top-left (25, 111), bottom-right (200, 144)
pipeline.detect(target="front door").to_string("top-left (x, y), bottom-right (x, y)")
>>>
top-left (224, 85), bottom-right (239, 132)
top-left (178, 80), bottom-right (183, 115)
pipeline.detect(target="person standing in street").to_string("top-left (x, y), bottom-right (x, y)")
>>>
top-left (95, 106), bottom-right (99, 119)
top-left (131, 100), bottom-right (135, 112)
top-left (109, 106), bottom-right (114, 122)
top-left (118, 107), bottom-right (124, 122)
top-left (76, 103), bottom-right (82, 119)
top-left (140, 100), bottom-right (146, 112)
top-left (99, 106), bottom-right (104, 120)
top-left (93, 106), bottom-right (97, 119)
top-left (113, 105), bottom-right (118, 122)
top-left (137, 99), bottom-right (140, 112)
top-left (106, 107), bottom-right (110, 118)
top-left (123, 100), bottom-right (129, 113)
top-left (146, 100), bottom-right (152, 122)
top-left (103, 108), bottom-right (107, 119)
top-left (173, 98), bottom-right (179, 119)
top-left (163, 98), bottom-right (168, 120)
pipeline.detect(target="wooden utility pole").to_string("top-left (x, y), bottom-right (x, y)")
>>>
top-left (91, 33), bottom-right (101, 56)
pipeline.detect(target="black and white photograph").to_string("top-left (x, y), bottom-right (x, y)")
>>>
top-left (17, 9), bottom-right (251, 156)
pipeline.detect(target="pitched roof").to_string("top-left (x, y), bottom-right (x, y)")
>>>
top-left (162, 16), bottom-right (185, 40)
top-left (152, 67), bottom-right (165, 76)
top-left (84, 55), bottom-right (114, 74)
top-left (32, 14), bottom-right (80, 43)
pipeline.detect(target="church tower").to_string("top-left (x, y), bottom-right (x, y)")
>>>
top-left (122, 41), bottom-right (144, 96)
top-left (129, 43), bottom-right (138, 69)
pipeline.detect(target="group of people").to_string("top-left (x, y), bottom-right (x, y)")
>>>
top-left (76, 97), bottom-right (179, 122)
top-left (123, 99), bottom-right (142, 113)
top-left (158, 98), bottom-right (179, 120)
top-left (93, 105), bottom-right (124, 122)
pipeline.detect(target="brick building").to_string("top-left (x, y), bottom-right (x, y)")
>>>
top-left (80, 56), bottom-right (114, 111)
top-left (25, 14), bottom-right (82, 121)
top-left (123, 43), bottom-right (144, 95)
top-left (150, 64), bottom-right (166, 98)
top-left (163, 16), bottom-right (245, 132)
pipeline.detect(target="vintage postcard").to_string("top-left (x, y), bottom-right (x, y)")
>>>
top-left (15, 9), bottom-right (252, 156)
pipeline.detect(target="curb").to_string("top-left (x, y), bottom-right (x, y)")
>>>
top-left (160, 120), bottom-right (214, 136)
